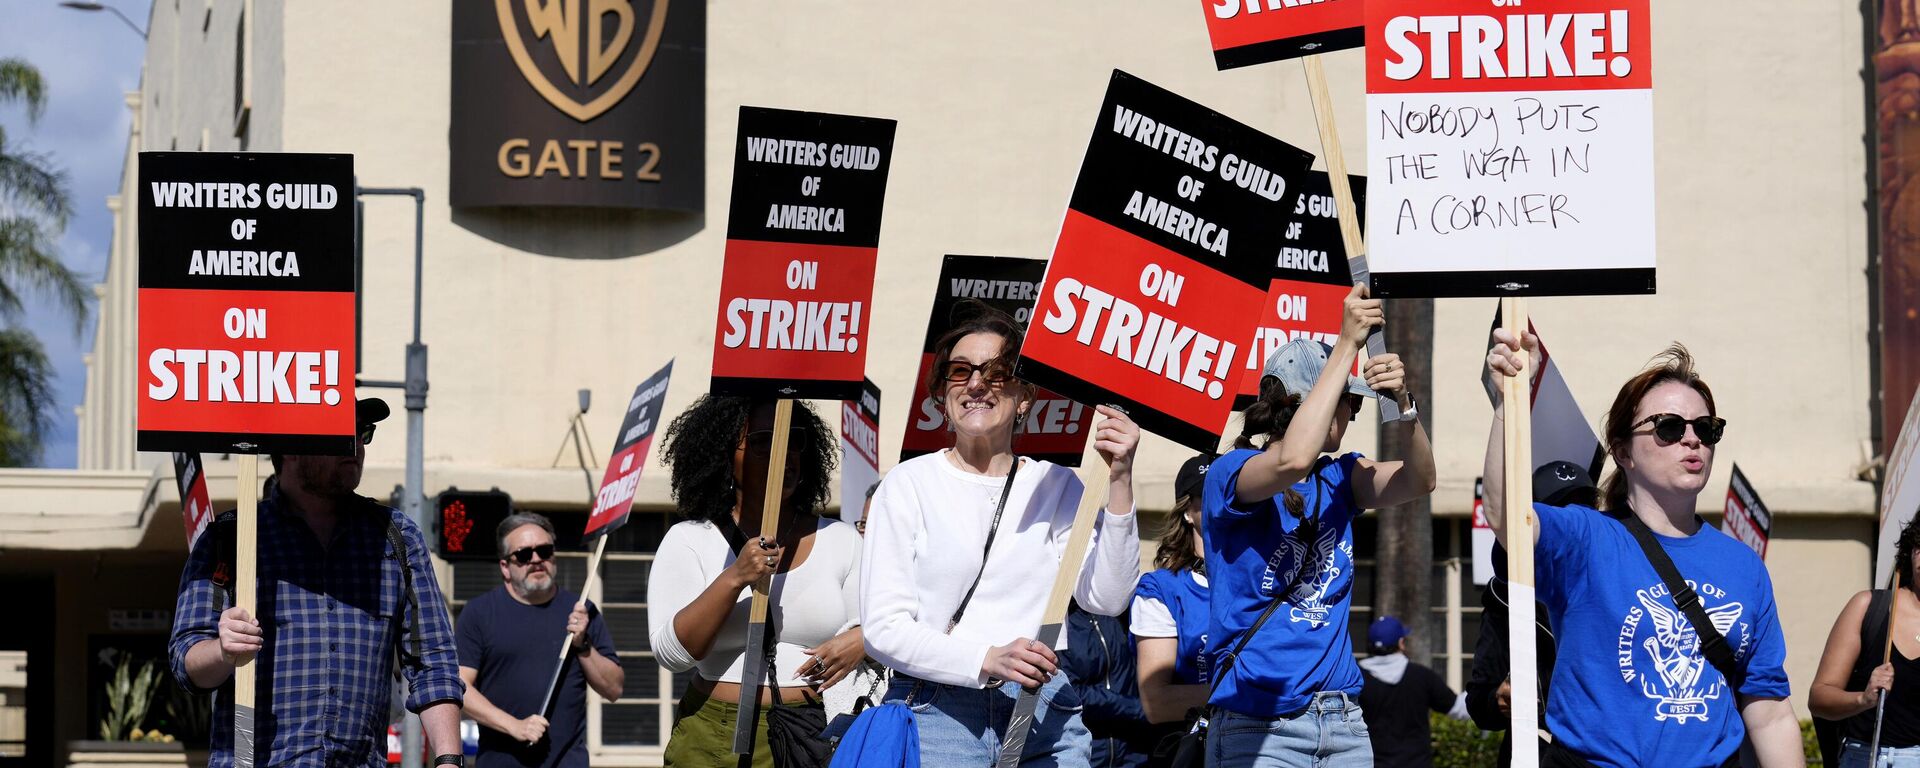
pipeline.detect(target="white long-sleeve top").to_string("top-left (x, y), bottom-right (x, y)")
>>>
top-left (646, 516), bottom-right (861, 685)
top-left (861, 450), bottom-right (1140, 688)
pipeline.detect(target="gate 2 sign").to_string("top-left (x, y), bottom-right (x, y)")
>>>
top-left (1365, 0), bottom-right (1655, 298)
top-left (137, 153), bottom-right (356, 455)
top-left (1018, 71), bottom-right (1314, 453)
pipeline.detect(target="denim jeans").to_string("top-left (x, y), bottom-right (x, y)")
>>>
top-left (885, 673), bottom-right (1091, 767)
top-left (1205, 691), bottom-right (1372, 768)
top-left (1843, 738), bottom-right (1920, 768)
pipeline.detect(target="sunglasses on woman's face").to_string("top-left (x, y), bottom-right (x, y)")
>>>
top-left (1631, 413), bottom-right (1726, 446)
top-left (940, 358), bottom-right (1014, 385)
top-left (744, 428), bottom-right (807, 459)
top-left (503, 544), bottom-right (555, 565)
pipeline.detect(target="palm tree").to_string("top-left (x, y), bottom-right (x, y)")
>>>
top-left (0, 58), bottom-right (89, 466)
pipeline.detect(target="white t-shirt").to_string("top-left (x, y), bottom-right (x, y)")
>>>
top-left (646, 516), bottom-right (861, 686)
top-left (861, 450), bottom-right (1141, 688)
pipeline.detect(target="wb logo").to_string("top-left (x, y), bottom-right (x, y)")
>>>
top-left (496, 0), bottom-right (670, 122)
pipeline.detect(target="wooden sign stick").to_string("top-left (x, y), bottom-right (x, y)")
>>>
top-left (1869, 569), bottom-right (1902, 767)
top-left (996, 450), bottom-right (1109, 767)
top-left (1300, 55), bottom-right (1401, 422)
top-left (539, 534), bottom-right (612, 718)
top-left (233, 453), bottom-right (260, 768)
top-left (734, 399), bottom-right (795, 756)
top-left (1502, 296), bottom-right (1542, 768)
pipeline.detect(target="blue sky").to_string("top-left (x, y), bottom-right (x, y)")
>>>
top-left (1, 0), bottom-right (151, 468)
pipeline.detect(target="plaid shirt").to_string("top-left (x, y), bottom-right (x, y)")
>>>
top-left (168, 489), bottom-right (464, 768)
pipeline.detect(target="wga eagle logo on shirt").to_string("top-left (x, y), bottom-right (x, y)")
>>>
top-left (1616, 581), bottom-right (1747, 724)
top-left (1258, 523), bottom-right (1350, 628)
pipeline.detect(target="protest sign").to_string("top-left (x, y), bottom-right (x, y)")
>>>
top-left (1480, 310), bottom-right (1605, 476)
top-left (1018, 70), bottom-right (1314, 453)
top-left (1203, 0), bottom-right (1364, 70)
top-left (1877, 383), bottom-right (1920, 587)
top-left (901, 255), bottom-right (1095, 465)
top-left (584, 361), bottom-right (674, 540)
top-left (137, 153), bottom-right (357, 454)
top-left (172, 452), bottom-right (214, 551)
top-left (1722, 464), bottom-right (1771, 560)
top-left (711, 107), bottom-right (896, 401)
top-left (1364, 0), bottom-right (1655, 297)
top-left (841, 379), bottom-right (881, 523)
top-left (1237, 173), bottom-right (1363, 409)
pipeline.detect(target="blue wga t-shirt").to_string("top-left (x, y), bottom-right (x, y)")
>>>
top-left (1135, 568), bottom-right (1213, 684)
top-left (1202, 449), bottom-right (1365, 717)
top-left (1533, 503), bottom-right (1790, 768)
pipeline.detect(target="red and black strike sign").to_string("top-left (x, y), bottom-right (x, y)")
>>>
top-left (137, 153), bottom-right (356, 455)
top-left (172, 452), bottom-right (214, 550)
top-left (1202, 0), bottom-right (1363, 71)
top-left (711, 107), bottom-right (897, 401)
top-left (1236, 172), bottom-right (1364, 409)
top-left (585, 361), bottom-right (675, 540)
top-left (1722, 464), bottom-right (1772, 560)
top-left (901, 255), bottom-right (1097, 466)
top-left (841, 378), bottom-right (881, 515)
top-left (1018, 71), bottom-right (1315, 454)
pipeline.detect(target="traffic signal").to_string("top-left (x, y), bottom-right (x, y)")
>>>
top-left (436, 488), bottom-right (512, 560)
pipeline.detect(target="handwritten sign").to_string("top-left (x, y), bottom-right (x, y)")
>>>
top-left (1365, 0), bottom-right (1654, 298)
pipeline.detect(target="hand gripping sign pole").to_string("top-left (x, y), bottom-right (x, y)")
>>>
top-left (734, 399), bottom-right (795, 754)
top-left (996, 444), bottom-right (1109, 767)
top-left (1501, 298), bottom-right (1542, 766)
top-left (1871, 568), bottom-right (1901, 768)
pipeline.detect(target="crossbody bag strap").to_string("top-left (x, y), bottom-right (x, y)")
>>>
top-left (1209, 468), bottom-right (1332, 695)
top-left (906, 458), bottom-right (1021, 705)
top-left (1619, 513), bottom-right (1744, 690)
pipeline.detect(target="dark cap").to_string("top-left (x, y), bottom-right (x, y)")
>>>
top-left (1532, 460), bottom-right (1596, 506)
top-left (357, 397), bottom-right (391, 428)
top-left (1175, 452), bottom-right (1217, 501)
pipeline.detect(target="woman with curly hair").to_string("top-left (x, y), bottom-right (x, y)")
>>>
top-left (1484, 338), bottom-right (1798, 767)
top-left (1199, 285), bottom-right (1433, 768)
top-left (1811, 515), bottom-right (1920, 767)
top-left (646, 395), bottom-right (865, 767)
top-left (862, 304), bottom-right (1142, 767)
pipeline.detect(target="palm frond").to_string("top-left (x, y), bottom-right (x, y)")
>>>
top-left (0, 218), bottom-right (89, 330)
top-left (0, 146), bottom-right (73, 226)
top-left (0, 329), bottom-right (55, 467)
top-left (0, 59), bottom-right (49, 125)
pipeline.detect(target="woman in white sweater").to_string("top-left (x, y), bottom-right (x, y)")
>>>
top-left (862, 305), bottom-right (1142, 767)
top-left (646, 395), bottom-right (866, 768)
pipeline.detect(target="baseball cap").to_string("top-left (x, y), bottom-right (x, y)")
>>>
top-left (357, 397), bottom-right (391, 427)
top-left (1175, 453), bottom-right (1217, 500)
top-left (1261, 339), bottom-right (1376, 400)
top-left (1532, 460), bottom-right (1596, 506)
top-left (1368, 616), bottom-right (1409, 651)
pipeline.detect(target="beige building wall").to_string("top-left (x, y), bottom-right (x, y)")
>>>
top-left (83, 0), bottom-right (1876, 734)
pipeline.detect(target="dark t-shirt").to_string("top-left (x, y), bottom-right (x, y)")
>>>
top-left (1359, 659), bottom-right (1456, 768)
top-left (456, 586), bottom-right (619, 768)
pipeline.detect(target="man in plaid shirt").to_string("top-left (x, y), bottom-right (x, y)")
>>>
top-left (168, 399), bottom-right (466, 767)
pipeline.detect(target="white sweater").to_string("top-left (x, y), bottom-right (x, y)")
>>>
top-left (860, 450), bottom-right (1140, 688)
top-left (646, 516), bottom-right (861, 685)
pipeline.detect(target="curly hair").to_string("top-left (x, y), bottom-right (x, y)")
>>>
top-left (1233, 375), bottom-right (1307, 519)
top-left (659, 395), bottom-right (838, 525)
top-left (1597, 344), bottom-right (1717, 513)
top-left (1896, 515), bottom-right (1920, 590)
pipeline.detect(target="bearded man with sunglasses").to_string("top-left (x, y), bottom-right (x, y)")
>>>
top-left (169, 398), bottom-right (469, 768)
top-left (457, 512), bottom-right (623, 768)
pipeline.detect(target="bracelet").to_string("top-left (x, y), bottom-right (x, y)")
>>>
top-left (433, 755), bottom-right (463, 766)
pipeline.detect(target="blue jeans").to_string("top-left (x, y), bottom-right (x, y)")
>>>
top-left (885, 673), bottom-right (1090, 767)
top-left (1843, 738), bottom-right (1920, 768)
top-left (1205, 692), bottom-right (1371, 768)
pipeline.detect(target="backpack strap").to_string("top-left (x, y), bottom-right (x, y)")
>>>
top-left (1851, 588), bottom-right (1894, 690)
top-left (384, 517), bottom-right (423, 669)
top-left (1618, 513), bottom-right (1744, 691)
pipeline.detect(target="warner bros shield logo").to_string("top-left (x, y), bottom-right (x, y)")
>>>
top-left (495, 0), bottom-right (670, 122)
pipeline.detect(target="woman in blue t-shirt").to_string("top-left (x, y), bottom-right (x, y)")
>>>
top-left (1202, 285), bottom-right (1435, 768)
top-left (1483, 335), bottom-right (1802, 768)
top-left (1133, 452), bottom-right (1216, 728)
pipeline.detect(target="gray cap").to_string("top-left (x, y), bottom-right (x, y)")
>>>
top-left (1260, 339), bottom-right (1376, 400)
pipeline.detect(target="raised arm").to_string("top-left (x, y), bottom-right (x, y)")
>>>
top-left (1236, 284), bottom-right (1379, 503)
top-left (1482, 327), bottom-right (1540, 548)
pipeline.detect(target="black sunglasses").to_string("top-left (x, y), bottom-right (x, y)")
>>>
top-left (940, 357), bottom-right (1014, 385)
top-left (1340, 393), bottom-right (1363, 423)
top-left (503, 544), bottom-right (555, 564)
top-left (1631, 413), bottom-right (1726, 446)
top-left (745, 428), bottom-right (807, 459)
top-left (358, 423), bottom-right (376, 445)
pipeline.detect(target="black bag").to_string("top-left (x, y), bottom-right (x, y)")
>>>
top-left (766, 699), bottom-right (833, 768)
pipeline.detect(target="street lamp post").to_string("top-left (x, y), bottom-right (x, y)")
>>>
top-left (57, 1), bottom-right (147, 39)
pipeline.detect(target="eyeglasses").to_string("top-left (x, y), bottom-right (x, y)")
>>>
top-left (1340, 393), bottom-right (1363, 423)
top-left (745, 429), bottom-right (806, 459)
top-left (1631, 413), bottom-right (1726, 446)
top-left (941, 357), bottom-right (1014, 385)
top-left (358, 423), bottom-right (376, 445)
top-left (503, 544), bottom-right (555, 565)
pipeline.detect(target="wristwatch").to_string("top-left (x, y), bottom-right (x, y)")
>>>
top-left (433, 755), bottom-right (463, 767)
top-left (1395, 391), bottom-right (1420, 423)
